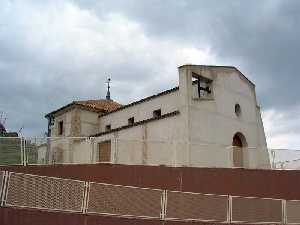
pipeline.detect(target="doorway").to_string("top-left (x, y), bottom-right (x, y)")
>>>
top-left (232, 133), bottom-right (247, 167)
top-left (98, 140), bottom-right (111, 163)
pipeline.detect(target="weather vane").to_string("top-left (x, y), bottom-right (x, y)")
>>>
top-left (106, 77), bottom-right (111, 100)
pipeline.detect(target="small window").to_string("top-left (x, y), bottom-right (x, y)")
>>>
top-left (58, 121), bottom-right (63, 135)
top-left (105, 124), bottom-right (111, 131)
top-left (235, 104), bottom-right (241, 117)
top-left (128, 117), bottom-right (134, 125)
top-left (153, 109), bottom-right (161, 118)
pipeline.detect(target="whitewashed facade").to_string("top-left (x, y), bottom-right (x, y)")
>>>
top-left (43, 65), bottom-right (270, 169)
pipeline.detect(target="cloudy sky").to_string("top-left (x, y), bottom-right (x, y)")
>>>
top-left (0, 0), bottom-right (299, 149)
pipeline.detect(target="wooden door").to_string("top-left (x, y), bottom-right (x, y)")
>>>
top-left (98, 140), bottom-right (111, 163)
top-left (233, 147), bottom-right (243, 167)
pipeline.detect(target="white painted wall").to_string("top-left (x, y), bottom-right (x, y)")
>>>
top-left (80, 110), bottom-right (99, 136)
top-left (99, 90), bottom-right (179, 131)
top-left (45, 65), bottom-right (271, 169)
top-left (178, 65), bottom-right (270, 168)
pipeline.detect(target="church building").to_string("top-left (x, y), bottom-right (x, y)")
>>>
top-left (42, 65), bottom-right (270, 169)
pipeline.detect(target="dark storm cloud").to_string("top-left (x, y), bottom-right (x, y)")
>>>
top-left (0, 0), bottom-right (299, 144)
top-left (75, 0), bottom-right (300, 108)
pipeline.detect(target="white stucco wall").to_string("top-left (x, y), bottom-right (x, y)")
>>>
top-left (46, 65), bottom-right (271, 169)
top-left (99, 90), bottom-right (179, 131)
top-left (92, 115), bottom-right (181, 166)
top-left (179, 65), bottom-right (270, 168)
top-left (80, 110), bottom-right (99, 136)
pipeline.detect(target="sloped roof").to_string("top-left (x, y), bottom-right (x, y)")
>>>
top-left (75, 99), bottom-right (122, 112)
top-left (45, 99), bottom-right (122, 118)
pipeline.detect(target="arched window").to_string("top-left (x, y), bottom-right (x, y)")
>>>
top-left (232, 132), bottom-right (247, 147)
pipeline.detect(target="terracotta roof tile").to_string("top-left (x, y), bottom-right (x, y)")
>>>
top-left (75, 99), bottom-right (122, 112)
top-left (45, 99), bottom-right (122, 117)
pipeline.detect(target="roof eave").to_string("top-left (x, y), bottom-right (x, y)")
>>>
top-left (45, 102), bottom-right (106, 119)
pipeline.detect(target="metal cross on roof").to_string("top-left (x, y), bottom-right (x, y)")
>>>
top-left (106, 77), bottom-right (111, 100)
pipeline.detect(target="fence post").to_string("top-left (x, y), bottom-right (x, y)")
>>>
top-left (228, 195), bottom-right (232, 223)
top-left (0, 171), bottom-right (9, 207)
top-left (82, 181), bottom-right (90, 214)
top-left (22, 137), bottom-right (27, 166)
top-left (161, 190), bottom-right (167, 220)
top-left (282, 199), bottom-right (287, 224)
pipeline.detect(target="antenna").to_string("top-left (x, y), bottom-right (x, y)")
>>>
top-left (106, 77), bottom-right (111, 100)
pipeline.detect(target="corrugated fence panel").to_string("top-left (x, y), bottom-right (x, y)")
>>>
top-left (87, 182), bottom-right (163, 218)
top-left (286, 200), bottom-right (300, 224)
top-left (5, 172), bottom-right (85, 213)
top-left (165, 191), bottom-right (228, 222)
top-left (232, 196), bottom-right (282, 223)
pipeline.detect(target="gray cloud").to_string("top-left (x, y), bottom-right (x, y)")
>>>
top-left (76, 0), bottom-right (300, 108)
top-left (0, 0), bottom-right (299, 148)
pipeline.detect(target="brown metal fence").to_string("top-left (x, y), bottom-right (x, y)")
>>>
top-left (0, 170), bottom-right (298, 224)
top-left (0, 171), bottom-right (4, 203)
top-left (231, 196), bottom-right (283, 224)
top-left (286, 200), bottom-right (300, 224)
top-left (165, 191), bottom-right (228, 222)
top-left (87, 182), bottom-right (163, 218)
top-left (5, 172), bottom-right (85, 213)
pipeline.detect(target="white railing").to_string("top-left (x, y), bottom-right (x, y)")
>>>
top-left (270, 149), bottom-right (300, 169)
top-left (1, 170), bottom-right (300, 224)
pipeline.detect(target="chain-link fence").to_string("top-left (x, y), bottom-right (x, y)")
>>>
top-left (231, 196), bottom-right (283, 223)
top-left (0, 137), bottom-right (23, 165)
top-left (165, 191), bottom-right (229, 222)
top-left (5, 172), bottom-right (86, 213)
top-left (87, 182), bottom-right (163, 218)
top-left (1, 170), bottom-right (300, 223)
top-left (270, 149), bottom-right (300, 169)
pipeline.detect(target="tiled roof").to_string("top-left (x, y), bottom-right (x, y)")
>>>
top-left (75, 99), bottom-right (122, 112)
top-left (45, 99), bottom-right (122, 117)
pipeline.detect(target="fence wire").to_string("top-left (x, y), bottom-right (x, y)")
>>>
top-left (5, 172), bottom-right (85, 213)
top-left (0, 171), bottom-right (299, 224)
top-left (231, 196), bottom-right (283, 224)
top-left (0, 138), bottom-right (22, 165)
top-left (165, 191), bottom-right (228, 222)
top-left (286, 200), bottom-right (300, 224)
top-left (87, 182), bottom-right (163, 218)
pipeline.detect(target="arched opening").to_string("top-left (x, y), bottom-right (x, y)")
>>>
top-left (232, 132), bottom-right (247, 167)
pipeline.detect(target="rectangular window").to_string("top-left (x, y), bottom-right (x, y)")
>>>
top-left (128, 117), bottom-right (134, 125)
top-left (98, 140), bottom-right (111, 162)
top-left (105, 124), bottom-right (111, 132)
top-left (153, 109), bottom-right (161, 118)
top-left (58, 121), bottom-right (63, 135)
